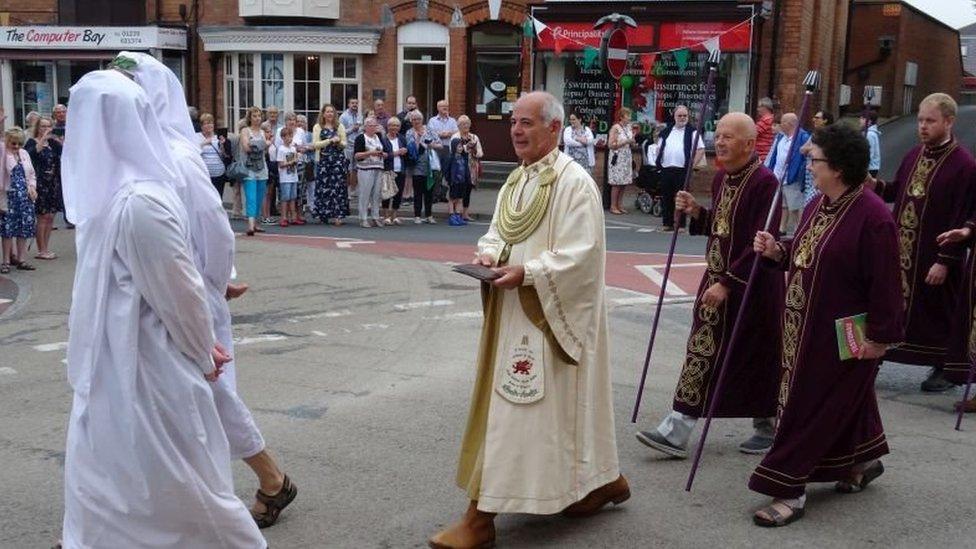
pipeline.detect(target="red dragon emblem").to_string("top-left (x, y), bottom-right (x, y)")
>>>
top-left (512, 360), bottom-right (533, 375)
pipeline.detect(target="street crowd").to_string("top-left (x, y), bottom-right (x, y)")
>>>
top-left (2, 49), bottom-right (976, 548)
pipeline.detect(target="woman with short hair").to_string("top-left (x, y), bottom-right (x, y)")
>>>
top-left (26, 115), bottom-right (62, 260)
top-left (405, 109), bottom-right (441, 224)
top-left (381, 117), bottom-right (407, 225)
top-left (1, 126), bottom-right (37, 273)
top-left (353, 116), bottom-right (387, 228)
top-left (563, 112), bottom-right (596, 175)
top-left (750, 124), bottom-right (903, 527)
top-left (197, 112), bottom-right (228, 199)
top-left (445, 115), bottom-right (483, 225)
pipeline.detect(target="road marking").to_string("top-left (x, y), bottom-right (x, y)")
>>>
top-left (360, 323), bottom-right (389, 330)
top-left (288, 309), bottom-right (352, 323)
top-left (234, 334), bottom-right (288, 346)
top-left (634, 265), bottom-right (689, 296)
top-left (429, 311), bottom-right (483, 320)
top-left (336, 240), bottom-right (375, 249)
top-left (636, 228), bottom-right (655, 233)
top-left (0, 367), bottom-right (16, 375)
top-left (647, 262), bottom-right (708, 269)
top-left (311, 330), bottom-right (328, 337)
top-left (34, 341), bottom-right (68, 352)
top-left (394, 299), bottom-right (454, 311)
top-left (0, 298), bottom-right (12, 305)
top-left (611, 296), bottom-right (657, 306)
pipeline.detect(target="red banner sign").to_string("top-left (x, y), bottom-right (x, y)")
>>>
top-left (658, 22), bottom-right (752, 52)
top-left (536, 22), bottom-right (654, 51)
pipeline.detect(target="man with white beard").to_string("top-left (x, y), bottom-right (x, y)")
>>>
top-left (60, 69), bottom-right (266, 548)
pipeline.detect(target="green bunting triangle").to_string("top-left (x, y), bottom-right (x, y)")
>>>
top-left (583, 46), bottom-right (599, 69)
top-left (523, 19), bottom-right (535, 38)
top-left (673, 49), bottom-right (690, 72)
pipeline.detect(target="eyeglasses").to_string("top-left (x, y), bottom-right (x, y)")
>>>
top-left (808, 156), bottom-right (829, 164)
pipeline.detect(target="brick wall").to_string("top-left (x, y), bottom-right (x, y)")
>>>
top-left (0, 0), bottom-right (58, 24)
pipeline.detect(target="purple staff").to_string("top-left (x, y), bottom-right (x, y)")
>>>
top-left (631, 48), bottom-right (721, 423)
top-left (685, 70), bottom-right (822, 491)
top-left (955, 360), bottom-right (975, 430)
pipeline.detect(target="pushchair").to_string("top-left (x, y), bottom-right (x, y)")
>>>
top-left (634, 161), bottom-right (663, 217)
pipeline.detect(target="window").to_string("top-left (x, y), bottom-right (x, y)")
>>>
top-left (261, 54), bottom-right (285, 111)
top-left (330, 57), bottom-right (359, 110)
top-left (238, 55), bottom-right (255, 120)
top-left (224, 55), bottom-right (236, 128)
top-left (293, 55), bottom-right (321, 122)
top-left (333, 57), bottom-right (357, 79)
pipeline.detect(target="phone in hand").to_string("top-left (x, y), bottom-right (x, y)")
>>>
top-left (52, 127), bottom-right (65, 138)
top-left (216, 128), bottom-right (229, 139)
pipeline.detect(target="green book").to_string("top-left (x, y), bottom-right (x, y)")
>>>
top-left (835, 313), bottom-right (868, 361)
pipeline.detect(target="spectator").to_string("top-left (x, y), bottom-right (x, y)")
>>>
top-left (353, 116), bottom-right (387, 228)
top-left (265, 105), bottom-right (281, 135)
top-left (227, 117), bottom-right (248, 219)
top-left (406, 110), bottom-right (442, 224)
top-left (53, 104), bottom-right (67, 130)
top-left (373, 99), bottom-right (391, 131)
top-left (446, 115), bottom-right (483, 224)
top-left (381, 117), bottom-right (407, 225)
top-left (396, 95), bottom-right (418, 138)
top-left (608, 107), bottom-right (636, 215)
top-left (755, 97), bottom-right (775, 162)
top-left (24, 111), bottom-right (40, 131)
top-left (26, 116), bottom-right (63, 260)
top-left (803, 111), bottom-right (835, 205)
top-left (197, 113), bottom-right (228, 199)
top-left (1, 126), bottom-right (37, 273)
top-left (862, 111), bottom-right (881, 178)
top-left (428, 100), bottom-right (458, 202)
top-left (563, 112), bottom-right (596, 175)
top-left (262, 121), bottom-right (278, 223)
top-left (276, 126), bottom-right (302, 227)
top-left (340, 98), bottom-right (364, 191)
top-left (188, 106), bottom-right (201, 132)
top-left (655, 105), bottom-right (704, 230)
top-left (812, 110), bottom-right (834, 128)
top-left (764, 112), bottom-right (810, 234)
top-left (311, 104), bottom-right (349, 226)
top-left (239, 106), bottom-right (269, 236)
top-left (297, 114), bottom-right (314, 217)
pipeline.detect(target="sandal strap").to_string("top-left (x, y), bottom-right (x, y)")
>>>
top-left (255, 475), bottom-right (292, 507)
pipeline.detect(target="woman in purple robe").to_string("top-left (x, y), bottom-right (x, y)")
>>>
top-left (936, 217), bottom-right (976, 413)
top-left (749, 124), bottom-right (904, 527)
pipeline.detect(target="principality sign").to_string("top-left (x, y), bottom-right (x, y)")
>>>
top-left (0, 26), bottom-right (187, 50)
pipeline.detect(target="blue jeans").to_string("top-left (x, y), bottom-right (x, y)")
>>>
top-left (243, 178), bottom-right (268, 219)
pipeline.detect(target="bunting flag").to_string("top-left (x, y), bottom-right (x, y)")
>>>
top-left (483, 87), bottom-right (498, 105)
top-left (523, 18), bottom-right (535, 38)
top-left (533, 17), bottom-right (549, 38)
top-left (673, 48), bottom-right (690, 72)
top-left (642, 53), bottom-right (658, 81)
top-left (583, 46), bottom-right (600, 69)
top-left (554, 33), bottom-right (566, 55)
top-left (703, 36), bottom-right (721, 57)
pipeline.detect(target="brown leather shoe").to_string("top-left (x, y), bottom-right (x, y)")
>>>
top-left (561, 475), bottom-right (631, 518)
top-left (428, 501), bottom-right (496, 549)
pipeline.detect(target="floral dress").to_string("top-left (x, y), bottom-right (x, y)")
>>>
top-left (313, 126), bottom-right (349, 221)
top-left (26, 139), bottom-right (63, 214)
top-left (1, 161), bottom-right (37, 239)
top-left (566, 127), bottom-right (591, 171)
top-left (608, 123), bottom-right (633, 186)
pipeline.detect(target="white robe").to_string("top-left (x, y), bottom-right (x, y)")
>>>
top-left (174, 143), bottom-right (266, 459)
top-left (458, 149), bottom-right (619, 514)
top-left (63, 180), bottom-right (265, 549)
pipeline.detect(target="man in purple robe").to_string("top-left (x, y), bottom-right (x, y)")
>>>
top-left (751, 123), bottom-right (903, 527)
top-left (871, 93), bottom-right (976, 392)
top-left (636, 112), bottom-right (784, 458)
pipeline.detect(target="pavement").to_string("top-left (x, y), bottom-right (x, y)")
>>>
top-left (2, 191), bottom-right (975, 548)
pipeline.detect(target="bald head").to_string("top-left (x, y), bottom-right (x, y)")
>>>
top-left (780, 113), bottom-right (798, 135)
top-left (714, 112), bottom-right (757, 170)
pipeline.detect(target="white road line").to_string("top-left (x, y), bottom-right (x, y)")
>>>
top-left (288, 309), bottom-right (353, 323)
top-left (234, 334), bottom-right (288, 346)
top-left (335, 240), bottom-right (376, 249)
top-left (311, 330), bottom-right (328, 337)
top-left (429, 311), bottom-right (483, 320)
top-left (394, 299), bottom-right (454, 311)
top-left (34, 341), bottom-right (68, 352)
top-left (0, 367), bottom-right (16, 375)
top-left (611, 296), bottom-right (657, 306)
top-left (647, 262), bottom-right (708, 268)
top-left (360, 323), bottom-right (389, 330)
top-left (635, 265), bottom-right (689, 296)
top-left (0, 298), bottom-right (12, 305)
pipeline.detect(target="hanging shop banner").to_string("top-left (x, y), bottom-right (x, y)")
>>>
top-left (658, 21), bottom-right (751, 52)
top-left (536, 22), bottom-right (654, 51)
top-left (0, 26), bottom-right (187, 50)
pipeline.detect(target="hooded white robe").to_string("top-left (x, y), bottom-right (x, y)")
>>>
top-left (124, 52), bottom-right (265, 459)
top-left (457, 148), bottom-right (620, 514)
top-left (60, 70), bottom-right (265, 549)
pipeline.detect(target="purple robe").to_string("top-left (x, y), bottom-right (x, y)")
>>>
top-left (749, 186), bottom-right (904, 499)
top-left (943, 216), bottom-right (976, 385)
top-left (877, 139), bottom-right (976, 366)
top-left (672, 158), bottom-right (784, 418)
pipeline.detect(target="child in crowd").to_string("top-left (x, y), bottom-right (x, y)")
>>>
top-left (262, 121), bottom-right (279, 223)
top-left (276, 126), bottom-right (303, 226)
top-left (1, 127), bottom-right (38, 274)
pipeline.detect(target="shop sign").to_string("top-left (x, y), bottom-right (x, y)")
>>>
top-left (658, 22), bottom-right (751, 52)
top-left (536, 22), bottom-right (654, 51)
top-left (0, 26), bottom-right (187, 50)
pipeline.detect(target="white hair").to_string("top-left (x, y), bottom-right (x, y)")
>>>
top-left (537, 92), bottom-right (565, 126)
top-left (408, 109), bottom-right (424, 122)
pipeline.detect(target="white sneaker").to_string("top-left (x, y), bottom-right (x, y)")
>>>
top-left (373, 218), bottom-right (384, 227)
top-left (414, 217), bottom-right (423, 224)
top-left (392, 217), bottom-right (403, 226)
top-left (383, 218), bottom-right (393, 226)
top-left (427, 216), bottom-right (437, 224)
top-left (360, 221), bottom-right (371, 228)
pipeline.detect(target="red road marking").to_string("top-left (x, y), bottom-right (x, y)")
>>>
top-left (247, 233), bottom-right (706, 298)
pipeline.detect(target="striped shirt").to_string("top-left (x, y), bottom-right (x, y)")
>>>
top-left (198, 133), bottom-right (225, 177)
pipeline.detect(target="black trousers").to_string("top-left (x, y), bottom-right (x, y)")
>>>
top-left (412, 173), bottom-right (434, 218)
top-left (210, 175), bottom-right (227, 203)
top-left (381, 171), bottom-right (407, 210)
top-left (659, 167), bottom-right (687, 229)
top-left (462, 183), bottom-right (473, 209)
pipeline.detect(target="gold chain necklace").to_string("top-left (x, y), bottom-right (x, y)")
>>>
top-left (496, 164), bottom-right (557, 263)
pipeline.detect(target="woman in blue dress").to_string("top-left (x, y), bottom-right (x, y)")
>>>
top-left (1, 126), bottom-right (38, 273)
top-left (311, 104), bottom-right (349, 226)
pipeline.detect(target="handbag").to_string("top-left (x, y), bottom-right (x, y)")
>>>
top-left (226, 159), bottom-right (248, 180)
top-left (381, 171), bottom-right (398, 200)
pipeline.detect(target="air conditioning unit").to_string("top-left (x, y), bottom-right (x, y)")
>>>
top-left (863, 85), bottom-right (882, 106)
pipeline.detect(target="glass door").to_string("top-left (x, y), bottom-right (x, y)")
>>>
top-left (467, 24), bottom-right (522, 162)
top-left (400, 46), bottom-right (448, 118)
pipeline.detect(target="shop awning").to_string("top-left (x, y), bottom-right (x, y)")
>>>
top-left (198, 26), bottom-right (382, 55)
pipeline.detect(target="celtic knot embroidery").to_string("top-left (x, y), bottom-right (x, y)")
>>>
top-left (908, 157), bottom-right (936, 198)
top-left (707, 238), bottom-right (724, 273)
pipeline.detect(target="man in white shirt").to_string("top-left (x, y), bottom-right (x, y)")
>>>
top-left (340, 98), bottom-right (363, 192)
top-left (655, 105), bottom-right (705, 231)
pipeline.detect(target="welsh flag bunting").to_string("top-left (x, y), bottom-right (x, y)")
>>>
top-left (583, 46), bottom-right (600, 69)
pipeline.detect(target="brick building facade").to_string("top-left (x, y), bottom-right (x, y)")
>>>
top-left (844, 0), bottom-right (963, 117)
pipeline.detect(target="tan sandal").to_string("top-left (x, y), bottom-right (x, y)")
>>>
top-left (753, 500), bottom-right (804, 527)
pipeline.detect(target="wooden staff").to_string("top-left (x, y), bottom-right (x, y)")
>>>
top-left (685, 70), bottom-right (822, 491)
top-left (630, 48), bottom-right (722, 423)
top-left (956, 361), bottom-right (975, 430)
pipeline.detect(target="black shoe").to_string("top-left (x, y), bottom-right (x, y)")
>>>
top-left (921, 367), bottom-right (955, 393)
top-left (635, 430), bottom-right (688, 459)
top-left (739, 434), bottom-right (774, 455)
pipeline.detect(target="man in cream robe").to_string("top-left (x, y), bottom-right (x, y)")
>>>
top-left (429, 92), bottom-right (627, 549)
top-left (122, 52), bottom-right (296, 528)
top-left (60, 70), bottom-right (266, 548)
